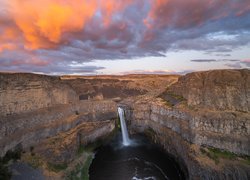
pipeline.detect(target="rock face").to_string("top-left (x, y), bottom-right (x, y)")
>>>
top-left (121, 69), bottom-right (250, 179)
top-left (0, 100), bottom-right (117, 157)
top-left (61, 74), bottom-right (179, 100)
top-left (36, 120), bottom-right (116, 164)
top-left (124, 99), bottom-right (249, 155)
top-left (122, 97), bottom-right (250, 179)
top-left (0, 73), bottom-right (119, 157)
top-left (168, 69), bottom-right (250, 112)
top-left (0, 73), bottom-right (177, 157)
top-left (0, 73), bottom-right (77, 116)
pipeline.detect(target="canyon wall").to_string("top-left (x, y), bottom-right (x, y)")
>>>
top-left (0, 73), bottom-right (177, 158)
top-left (0, 70), bottom-right (249, 179)
top-left (61, 74), bottom-right (179, 100)
top-left (0, 73), bottom-right (120, 157)
top-left (168, 69), bottom-right (250, 112)
top-left (121, 69), bottom-right (250, 179)
top-left (0, 73), bottom-right (78, 116)
top-left (124, 99), bottom-right (249, 155)
top-left (0, 100), bottom-right (117, 157)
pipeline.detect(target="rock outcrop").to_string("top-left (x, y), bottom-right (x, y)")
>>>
top-left (0, 73), bottom-right (77, 116)
top-left (168, 69), bottom-right (250, 112)
top-left (36, 120), bottom-right (116, 164)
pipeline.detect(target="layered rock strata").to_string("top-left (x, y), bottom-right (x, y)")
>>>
top-left (1, 70), bottom-right (249, 179)
top-left (121, 69), bottom-right (250, 179)
top-left (0, 73), bottom-right (77, 116)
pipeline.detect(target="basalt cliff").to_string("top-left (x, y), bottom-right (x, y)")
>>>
top-left (0, 69), bottom-right (249, 179)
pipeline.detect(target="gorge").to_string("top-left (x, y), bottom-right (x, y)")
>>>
top-left (0, 69), bottom-right (249, 180)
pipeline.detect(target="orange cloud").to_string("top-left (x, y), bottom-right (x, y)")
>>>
top-left (9, 0), bottom-right (98, 49)
top-left (99, 0), bottom-right (133, 26)
top-left (0, 43), bottom-right (16, 52)
top-left (5, 0), bottom-right (134, 50)
top-left (0, 27), bottom-right (19, 52)
top-left (144, 0), bottom-right (170, 28)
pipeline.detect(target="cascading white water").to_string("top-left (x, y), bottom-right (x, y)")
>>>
top-left (118, 107), bottom-right (131, 146)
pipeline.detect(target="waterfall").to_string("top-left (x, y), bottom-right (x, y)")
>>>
top-left (118, 107), bottom-right (131, 146)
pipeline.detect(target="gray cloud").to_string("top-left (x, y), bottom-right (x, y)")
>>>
top-left (225, 63), bottom-right (242, 68)
top-left (191, 59), bottom-right (217, 62)
top-left (190, 59), bottom-right (241, 63)
top-left (241, 61), bottom-right (250, 67)
top-left (215, 54), bottom-right (231, 57)
top-left (224, 59), bottom-right (250, 68)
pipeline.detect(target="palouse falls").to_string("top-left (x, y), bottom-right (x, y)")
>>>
top-left (0, 0), bottom-right (250, 180)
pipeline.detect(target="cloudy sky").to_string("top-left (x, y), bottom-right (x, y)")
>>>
top-left (0, 0), bottom-right (249, 75)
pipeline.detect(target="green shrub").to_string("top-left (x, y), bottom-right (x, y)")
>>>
top-left (30, 146), bottom-right (34, 153)
top-left (208, 147), bottom-right (236, 160)
top-left (82, 155), bottom-right (93, 180)
top-left (23, 154), bottom-right (43, 169)
top-left (0, 163), bottom-right (11, 180)
top-left (2, 149), bottom-right (22, 164)
top-left (47, 162), bottom-right (68, 172)
top-left (201, 147), bottom-right (238, 164)
top-left (66, 154), bottom-right (93, 180)
top-left (242, 156), bottom-right (250, 165)
top-left (200, 147), bottom-right (206, 154)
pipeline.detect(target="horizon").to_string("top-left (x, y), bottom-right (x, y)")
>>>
top-left (0, 68), bottom-right (248, 77)
top-left (0, 0), bottom-right (250, 75)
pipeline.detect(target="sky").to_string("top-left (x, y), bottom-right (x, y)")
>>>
top-left (0, 0), bottom-right (250, 75)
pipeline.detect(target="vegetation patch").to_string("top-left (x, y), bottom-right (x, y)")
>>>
top-left (81, 130), bottom-right (116, 153)
top-left (162, 100), bottom-right (174, 107)
top-left (73, 121), bottom-right (117, 179)
top-left (145, 128), bottom-right (157, 139)
top-left (159, 91), bottom-right (186, 107)
top-left (81, 155), bottom-right (93, 180)
top-left (200, 147), bottom-right (250, 165)
top-left (47, 162), bottom-right (68, 173)
top-left (117, 115), bottom-right (121, 129)
top-left (0, 147), bottom-right (23, 180)
top-left (242, 156), bottom-right (250, 165)
top-left (200, 147), bottom-right (235, 164)
top-left (167, 92), bottom-right (186, 102)
top-left (22, 154), bottom-right (44, 169)
top-left (66, 153), bottom-right (93, 180)
top-left (208, 147), bottom-right (237, 160)
top-left (2, 149), bottom-right (22, 164)
top-left (0, 159), bottom-right (11, 180)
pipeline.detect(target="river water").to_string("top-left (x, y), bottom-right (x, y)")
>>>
top-left (89, 134), bottom-right (186, 180)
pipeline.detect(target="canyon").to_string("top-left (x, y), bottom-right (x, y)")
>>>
top-left (0, 69), bottom-right (249, 179)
